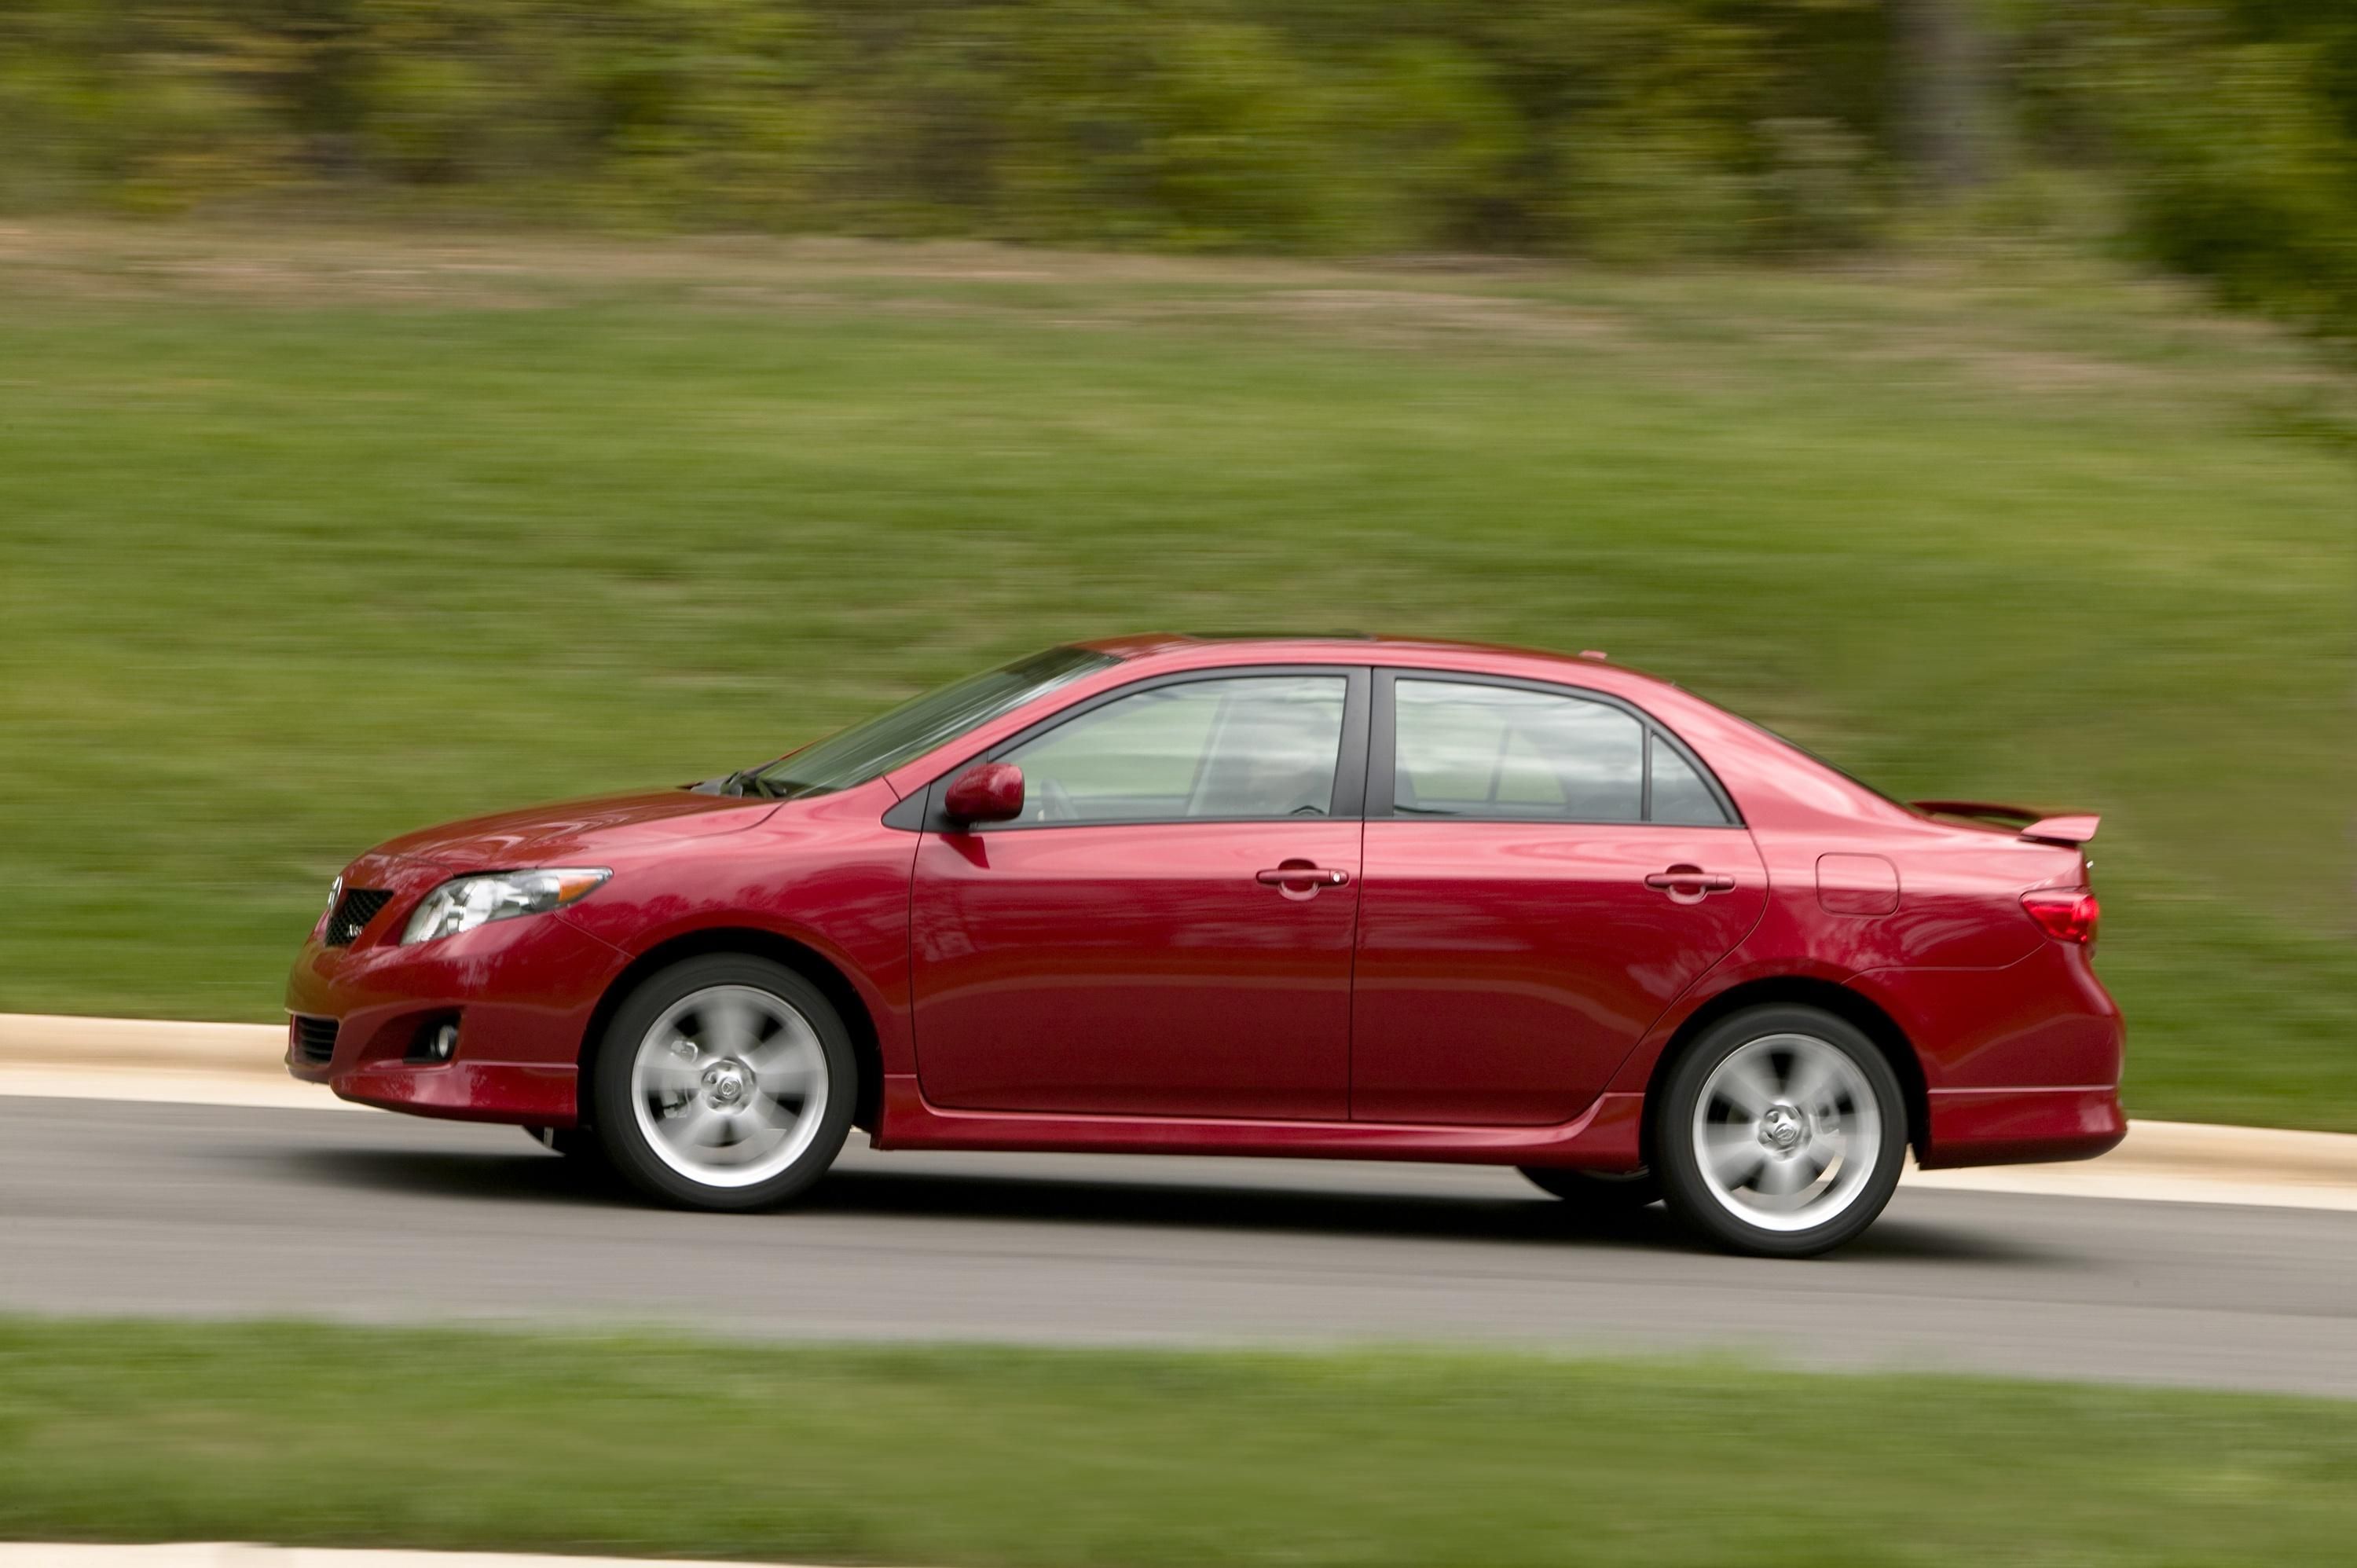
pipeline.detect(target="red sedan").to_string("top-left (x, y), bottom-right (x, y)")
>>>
top-left (288, 636), bottom-right (2123, 1256)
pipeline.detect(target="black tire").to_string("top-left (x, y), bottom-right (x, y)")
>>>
top-left (590, 954), bottom-right (858, 1212)
top-left (1654, 1006), bottom-right (1906, 1258)
top-left (1519, 1165), bottom-right (1662, 1209)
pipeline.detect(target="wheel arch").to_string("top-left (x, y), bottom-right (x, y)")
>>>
top-left (576, 926), bottom-right (885, 1133)
top-left (1637, 976), bottom-right (1929, 1168)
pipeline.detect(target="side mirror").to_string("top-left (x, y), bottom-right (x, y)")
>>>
top-left (943, 762), bottom-right (1025, 826)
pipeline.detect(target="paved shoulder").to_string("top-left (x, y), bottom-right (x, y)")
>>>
top-left (4, 1097), bottom-right (2355, 1398)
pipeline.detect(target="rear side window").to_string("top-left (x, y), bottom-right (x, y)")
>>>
top-left (1391, 678), bottom-right (1731, 825)
top-left (1649, 731), bottom-right (1733, 826)
top-left (1395, 680), bottom-right (1643, 821)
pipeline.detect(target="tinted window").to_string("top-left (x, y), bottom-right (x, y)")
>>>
top-left (753, 646), bottom-right (1114, 799)
top-left (1003, 675), bottom-right (1347, 825)
top-left (1649, 731), bottom-right (1732, 825)
top-left (1393, 680), bottom-right (1643, 822)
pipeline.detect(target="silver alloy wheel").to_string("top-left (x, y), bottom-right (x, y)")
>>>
top-left (1689, 1031), bottom-right (1882, 1234)
top-left (628, 984), bottom-right (829, 1189)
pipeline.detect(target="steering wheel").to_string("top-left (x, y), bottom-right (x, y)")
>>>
top-left (1036, 777), bottom-right (1078, 823)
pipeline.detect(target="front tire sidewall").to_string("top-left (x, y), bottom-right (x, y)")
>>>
top-left (592, 954), bottom-right (857, 1212)
top-left (1656, 1006), bottom-right (1905, 1258)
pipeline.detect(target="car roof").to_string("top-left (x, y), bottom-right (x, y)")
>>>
top-left (1071, 632), bottom-right (1684, 694)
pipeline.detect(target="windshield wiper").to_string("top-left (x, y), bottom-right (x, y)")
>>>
top-left (706, 766), bottom-right (780, 799)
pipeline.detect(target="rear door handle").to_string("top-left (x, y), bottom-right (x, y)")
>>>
top-left (1257, 865), bottom-right (1349, 888)
top-left (1645, 866), bottom-right (1736, 895)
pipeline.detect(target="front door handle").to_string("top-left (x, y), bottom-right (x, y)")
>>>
top-left (1256, 863), bottom-right (1350, 899)
top-left (1644, 866), bottom-right (1736, 901)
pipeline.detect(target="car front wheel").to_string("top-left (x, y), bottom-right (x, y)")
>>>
top-left (1655, 1006), bottom-right (1906, 1258)
top-left (591, 954), bottom-right (857, 1211)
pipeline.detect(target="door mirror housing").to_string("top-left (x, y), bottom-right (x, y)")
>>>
top-left (944, 762), bottom-right (1025, 826)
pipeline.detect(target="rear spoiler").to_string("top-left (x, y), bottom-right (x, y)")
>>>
top-left (1911, 800), bottom-right (2100, 846)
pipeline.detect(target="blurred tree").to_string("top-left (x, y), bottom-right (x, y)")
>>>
top-left (1893, 0), bottom-right (1993, 191)
top-left (0, 0), bottom-right (2350, 330)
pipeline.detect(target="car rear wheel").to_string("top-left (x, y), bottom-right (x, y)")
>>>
top-left (1519, 1166), bottom-right (1662, 1209)
top-left (590, 954), bottom-right (857, 1211)
top-left (1655, 1006), bottom-right (1905, 1258)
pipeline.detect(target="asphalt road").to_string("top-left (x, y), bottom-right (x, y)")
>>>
top-left (5, 1097), bottom-right (2355, 1398)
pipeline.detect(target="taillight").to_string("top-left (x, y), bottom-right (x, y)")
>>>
top-left (2021, 887), bottom-right (2099, 944)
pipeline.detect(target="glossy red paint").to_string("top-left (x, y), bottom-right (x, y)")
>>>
top-left (871, 1074), bottom-right (1650, 1167)
top-left (1915, 1087), bottom-right (2127, 1168)
top-left (911, 819), bottom-right (1360, 1119)
top-left (2021, 815), bottom-right (2102, 847)
top-left (288, 634), bottom-right (2124, 1176)
top-left (1351, 821), bottom-right (1765, 1124)
top-left (943, 762), bottom-right (1025, 825)
top-left (1816, 853), bottom-right (1900, 917)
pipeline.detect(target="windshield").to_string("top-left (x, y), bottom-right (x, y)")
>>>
top-left (741, 646), bottom-right (1116, 800)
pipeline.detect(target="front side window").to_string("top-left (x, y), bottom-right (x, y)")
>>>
top-left (1393, 679), bottom-right (1653, 822)
top-left (750, 646), bottom-right (1115, 800)
top-left (1000, 675), bottom-right (1347, 825)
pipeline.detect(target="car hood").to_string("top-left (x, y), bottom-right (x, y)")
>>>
top-left (373, 789), bottom-right (779, 868)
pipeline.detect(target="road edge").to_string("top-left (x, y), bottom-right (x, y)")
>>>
top-left (7, 1012), bottom-right (2357, 1208)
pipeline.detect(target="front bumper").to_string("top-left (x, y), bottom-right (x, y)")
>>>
top-left (286, 877), bottom-right (626, 1127)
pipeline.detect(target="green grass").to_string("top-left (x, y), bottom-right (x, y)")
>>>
top-left (2, 1321), bottom-right (2355, 1566)
top-left (0, 224), bottom-right (2351, 1126)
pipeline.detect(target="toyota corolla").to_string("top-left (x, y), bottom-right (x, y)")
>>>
top-left (288, 635), bottom-right (2124, 1256)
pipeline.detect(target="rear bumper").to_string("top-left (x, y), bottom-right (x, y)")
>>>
top-left (1918, 1086), bottom-right (2127, 1168)
top-left (285, 909), bottom-right (623, 1127)
top-left (1857, 941), bottom-right (2127, 1170)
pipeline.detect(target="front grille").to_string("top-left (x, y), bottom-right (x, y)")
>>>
top-left (324, 888), bottom-right (393, 947)
top-left (292, 1015), bottom-right (339, 1064)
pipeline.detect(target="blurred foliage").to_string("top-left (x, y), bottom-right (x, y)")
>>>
top-left (0, 2), bottom-right (2319, 309)
top-left (5, 2), bottom-right (2353, 326)
top-left (0, 0), bottom-right (1871, 254)
top-left (2015, 1), bottom-right (2357, 338)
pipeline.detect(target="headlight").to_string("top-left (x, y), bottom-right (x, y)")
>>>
top-left (401, 868), bottom-right (610, 945)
